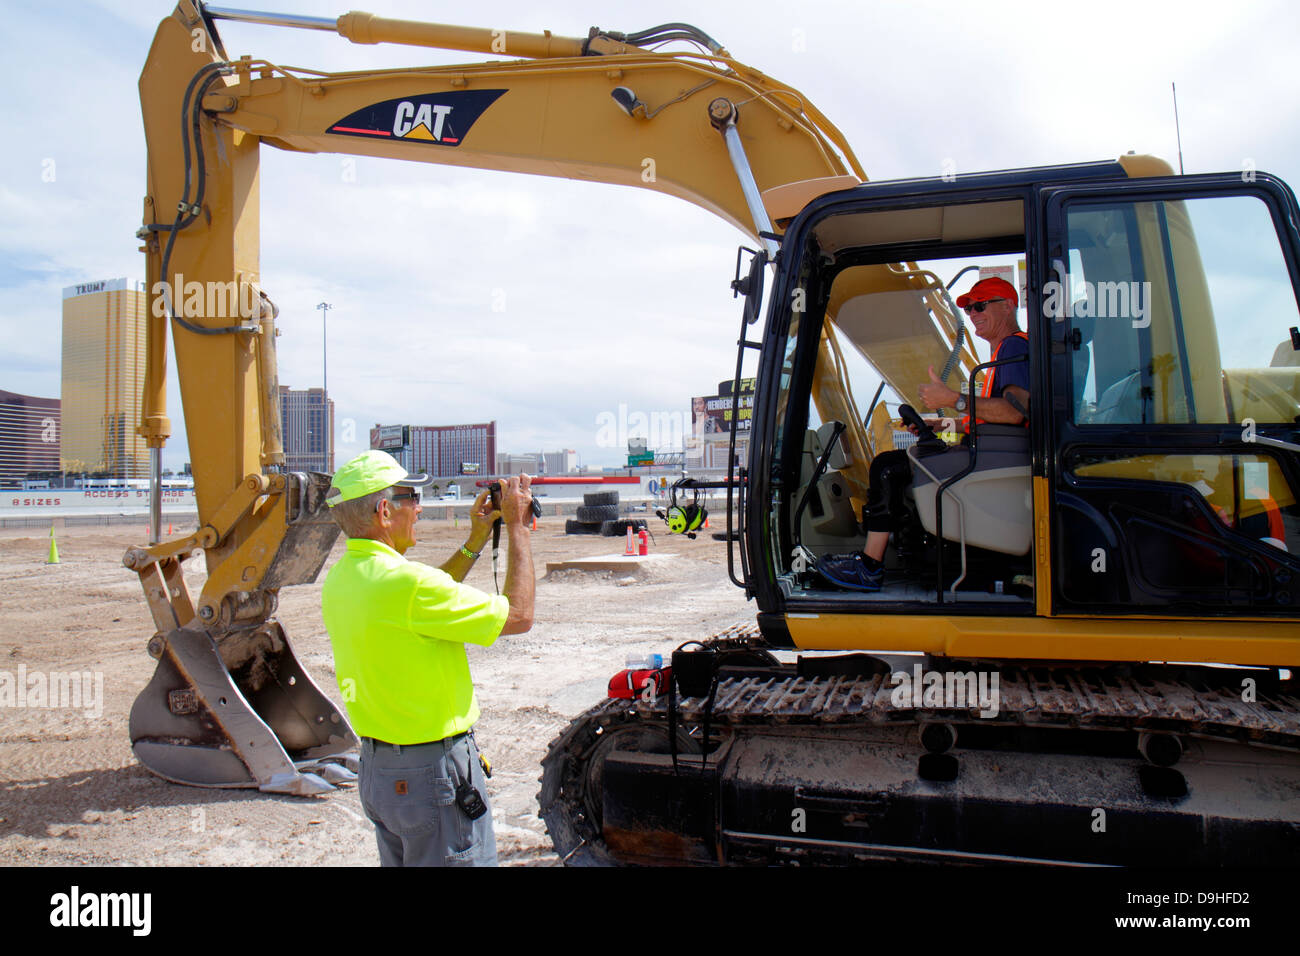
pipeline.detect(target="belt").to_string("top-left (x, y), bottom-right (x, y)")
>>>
top-left (363, 730), bottom-right (470, 750)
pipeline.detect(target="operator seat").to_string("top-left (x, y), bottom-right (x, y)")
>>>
top-left (908, 425), bottom-right (1032, 555)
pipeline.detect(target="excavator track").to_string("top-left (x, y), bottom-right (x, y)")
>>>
top-left (539, 625), bottom-right (1300, 866)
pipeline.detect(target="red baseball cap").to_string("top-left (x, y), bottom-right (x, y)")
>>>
top-left (956, 276), bottom-right (1018, 309)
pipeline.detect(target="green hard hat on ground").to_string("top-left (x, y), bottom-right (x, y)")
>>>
top-left (327, 450), bottom-right (432, 507)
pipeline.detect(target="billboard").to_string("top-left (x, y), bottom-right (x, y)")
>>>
top-left (373, 425), bottom-right (407, 450)
top-left (692, 378), bottom-right (755, 436)
top-left (461, 462), bottom-right (481, 475)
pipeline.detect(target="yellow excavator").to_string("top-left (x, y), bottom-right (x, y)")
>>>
top-left (132, 2), bottom-right (1300, 861)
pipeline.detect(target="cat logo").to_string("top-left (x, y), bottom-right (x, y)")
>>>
top-left (326, 90), bottom-right (507, 148)
top-left (393, 101), bottom-right (453, 141)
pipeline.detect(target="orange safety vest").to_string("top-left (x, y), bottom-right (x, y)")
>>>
top-left (1245, 486), bottom-right (1286, 543)
top-left (1215, 488), bottom-right (1285, 550)
top-left (964, 331), bottom-right (1029, 430)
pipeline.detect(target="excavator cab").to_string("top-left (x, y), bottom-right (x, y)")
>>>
top-left (780, 248), bottom-right (1037, 605)
top-left (756, 183), bottom-right (1046, 617)
top-left (746, 160), bottom-right (1300, 662)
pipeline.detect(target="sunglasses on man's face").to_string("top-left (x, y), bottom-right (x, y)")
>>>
top-left (378, 490), bottom-right (421, 511)
top-left (965, 298), bottom-right (1006, 314)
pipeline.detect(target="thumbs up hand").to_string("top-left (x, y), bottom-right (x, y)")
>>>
top-left (918, 366), bottom-right (960, 411)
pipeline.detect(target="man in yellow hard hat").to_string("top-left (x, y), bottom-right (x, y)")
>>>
top-left (321, 450), bottom-right (535, 866)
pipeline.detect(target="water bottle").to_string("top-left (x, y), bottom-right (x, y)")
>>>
top-left (626, 653), bottom-right (664, 670)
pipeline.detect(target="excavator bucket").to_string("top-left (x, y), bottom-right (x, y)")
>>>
top-left (129, 622), bottom-right (357, 794)
top-left (126, 473), bottom-right (357, 794)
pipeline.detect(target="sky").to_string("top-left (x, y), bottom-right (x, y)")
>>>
top-left (3, 0), bottom-right (1299, 472)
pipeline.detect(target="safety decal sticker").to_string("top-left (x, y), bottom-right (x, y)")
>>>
top-left (326, 89), bottom-right (506, 146)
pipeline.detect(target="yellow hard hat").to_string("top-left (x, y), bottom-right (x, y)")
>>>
top-left (326, 450), bottom-right (431, 507)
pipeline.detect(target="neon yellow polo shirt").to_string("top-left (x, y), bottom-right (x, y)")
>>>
top-left (321, 537), bottom-right (509, 744)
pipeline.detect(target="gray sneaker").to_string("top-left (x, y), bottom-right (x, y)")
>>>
top-left (815, 552), bottom-right (884, 591)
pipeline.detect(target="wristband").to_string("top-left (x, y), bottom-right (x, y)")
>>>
top-left (459, 545), bottom-right (481, 560)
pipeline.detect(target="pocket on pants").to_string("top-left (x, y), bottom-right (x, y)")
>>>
top-left (439, 742), bottom-right (486, 863)
top-left (364, 767), bottom-right (454, 836)
top-left (444, 844), bottom-right (480, 866)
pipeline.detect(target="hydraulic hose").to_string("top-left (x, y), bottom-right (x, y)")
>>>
top-left (155, 62), bottom-right (255, 337)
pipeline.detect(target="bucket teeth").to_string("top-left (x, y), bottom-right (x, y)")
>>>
top-left (259, 771), bottom-right (335, 797)
top-left (297, 759), bottom-right (358, 785)
top-left (311, 752), bottom-right (361, 773)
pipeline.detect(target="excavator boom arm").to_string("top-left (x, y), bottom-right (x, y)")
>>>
top-left (140, 2), bottom-right (865, 532)
top-left (129, 1), bottom-right (874, 793)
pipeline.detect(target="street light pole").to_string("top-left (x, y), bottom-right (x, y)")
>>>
top-left (315, 302), bottom-right (332, 396)
top-left (316, 301), bottom-right (332, 470)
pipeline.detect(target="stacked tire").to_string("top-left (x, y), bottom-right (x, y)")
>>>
top-left (566, 490), bottom-right (621, 534)
top-left (600, 517), bottom-right (648, 537)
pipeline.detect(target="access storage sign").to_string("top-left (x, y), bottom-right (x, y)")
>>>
top-left (373, 425), bottom-right (408, 450)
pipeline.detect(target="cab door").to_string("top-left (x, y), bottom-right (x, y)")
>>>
top-left (1040, 173), bottom-right (1300, 617)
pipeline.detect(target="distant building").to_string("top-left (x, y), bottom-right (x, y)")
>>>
top-left (496, 453), bottom-right (539, 475)
top-left (371, 421), bottom-right (496, 479)
top-left (494, 449), bottom-right (577, 476)
top-left (0, 390), bottom-right (61, 488)
top-left (539, 449), bottom-right (578, 475)
top-left (61, 278), bottom-right (149, 478)
top-left (279, 386), bottom-right (334, 472)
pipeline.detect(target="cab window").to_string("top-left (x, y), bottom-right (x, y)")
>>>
top-left (1065, 194), bottom-right (1300, 425)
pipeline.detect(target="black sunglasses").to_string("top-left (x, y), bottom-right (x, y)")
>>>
top-left (965, 298), bottom-right (1006, 313)
top-left (378, 490), bottom-right (421, 511)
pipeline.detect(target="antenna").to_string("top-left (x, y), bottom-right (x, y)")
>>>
top-left (1171, 82), bottom-right (1184, 175)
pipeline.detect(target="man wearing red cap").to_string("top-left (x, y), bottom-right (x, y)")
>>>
top-left (918, 275), bottom-right (1029, 430)
top-left (816, 275), bottom-right (1029, 591)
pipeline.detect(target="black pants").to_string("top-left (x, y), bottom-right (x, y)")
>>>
top-left (864, 449), bottom-right (913, 534)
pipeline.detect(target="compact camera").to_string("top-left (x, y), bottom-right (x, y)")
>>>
top-left (488, 480), bottom-right (543, 519)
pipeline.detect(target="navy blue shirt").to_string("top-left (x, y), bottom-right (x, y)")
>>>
top-left (989, 332), bottom-right (1030, 398)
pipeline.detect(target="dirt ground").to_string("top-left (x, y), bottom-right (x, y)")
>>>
top-left (0, 514), bottom-right (752, 866)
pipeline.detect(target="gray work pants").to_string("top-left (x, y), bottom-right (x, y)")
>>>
top-left (359, 732), bottom-right (498, 867)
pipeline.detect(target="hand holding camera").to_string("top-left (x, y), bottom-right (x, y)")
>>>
top-left (488, 476), bottom-right (542, 528)
top-left (486, 475), bottom-right (541, 596)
